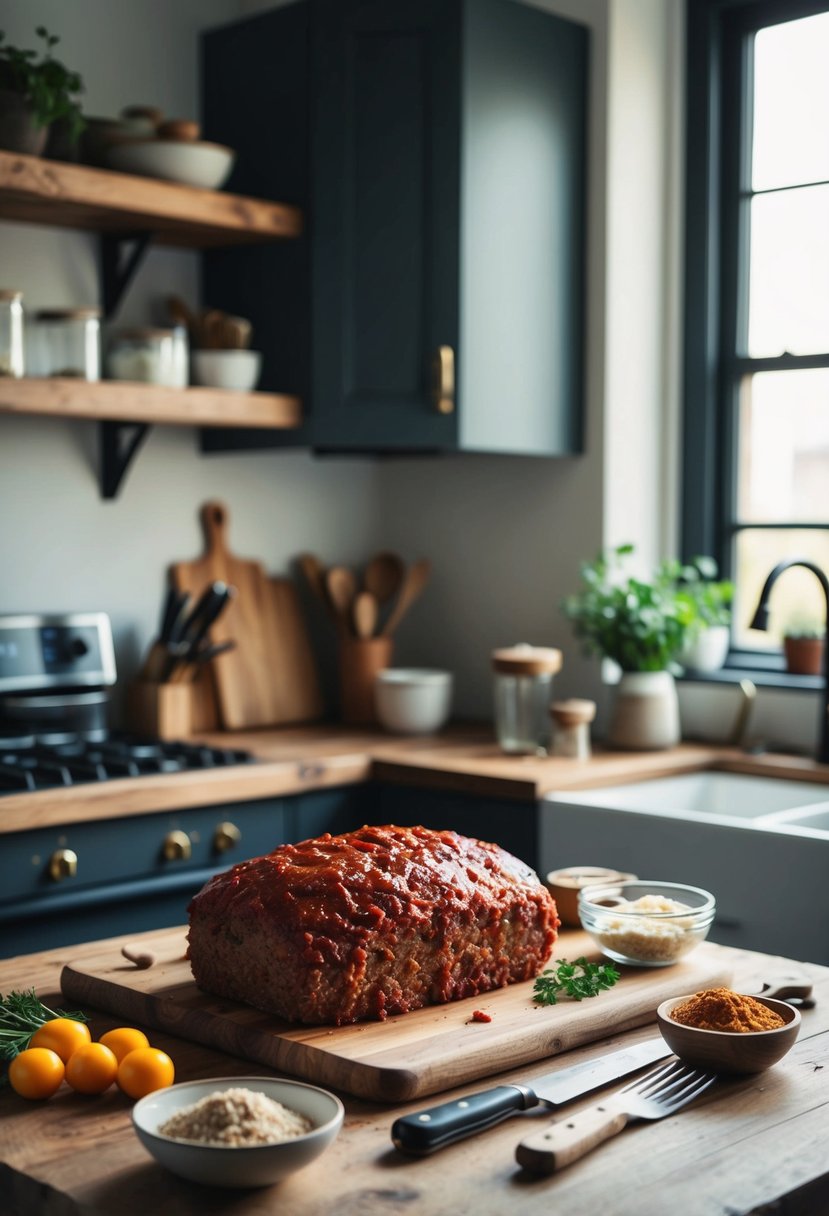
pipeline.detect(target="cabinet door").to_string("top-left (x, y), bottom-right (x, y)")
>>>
top-left (312, 0), bottom-right (461, 450)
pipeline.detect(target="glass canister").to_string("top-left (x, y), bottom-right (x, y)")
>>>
top-left (30, 308), bottom-right (101, 380)
top-left (492, 645), bottom-right (563, 754)
top-left (0, 289), bottom-right (25, 378)
top-left (106, 327), bottom-right (187, 387)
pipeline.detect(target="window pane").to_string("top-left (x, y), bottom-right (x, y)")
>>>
top-left (733, 528), bottom-right (829, 649)
top-left (747, 186), bottom-right (829, 356)
top-left (753, 12), bottom-right (829, 192)
top-left (738, 369), bottom-right (829, 522)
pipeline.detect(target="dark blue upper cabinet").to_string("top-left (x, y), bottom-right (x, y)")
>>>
top-left (201, 0), bottom-right (587, 457)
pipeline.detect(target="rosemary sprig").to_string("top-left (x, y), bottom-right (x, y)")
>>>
top-left (0, 988), bottom-right (88, 1062)
top-left (533, 957), bottom-right (620, 1006)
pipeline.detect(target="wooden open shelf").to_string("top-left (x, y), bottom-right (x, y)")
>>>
top-left (0, 150), bottom-right (303, 247)
top-left (0, 377), bottom-right (302, 429)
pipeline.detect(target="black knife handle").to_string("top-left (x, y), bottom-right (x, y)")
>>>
top-left (391, 1085), bottom-right (534, 1156)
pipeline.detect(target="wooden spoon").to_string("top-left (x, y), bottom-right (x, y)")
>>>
top-left (352, 591), bottom-right (379, 639)
top-left (381, 558), bottom-right (432, 637)
top-left (364, 551), bottom-right (405, 605)
top-left (296, 553), bottom-right (334, 619)
top-left (326, 566), bottom-right (357, 635)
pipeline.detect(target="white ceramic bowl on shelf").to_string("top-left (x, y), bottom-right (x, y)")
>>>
top-left (374, 668), bottom-right (453, 735)
top-left (105, 138), bottom-right (235, 190)
top-left (132, 1076), bottom-right (344, 1188)
top-left (191, 349), bottom-right (262, 391)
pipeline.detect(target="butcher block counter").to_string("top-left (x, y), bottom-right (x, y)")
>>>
top-left (2, 930), bottom-right (829, 1216)
top-left (3, 722), bottom-right (829, 835)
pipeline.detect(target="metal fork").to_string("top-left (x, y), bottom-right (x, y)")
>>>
top-left (515, 1058), bottom-right (717, 1173)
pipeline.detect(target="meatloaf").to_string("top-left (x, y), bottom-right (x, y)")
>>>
top-left (186, 824), bottom-right (559, 1026)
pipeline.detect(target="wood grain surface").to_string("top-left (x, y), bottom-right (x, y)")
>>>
top-left (3, 932), bottom-right (829, 1216)
top-left (60, 926), bottom-right (734, 1102)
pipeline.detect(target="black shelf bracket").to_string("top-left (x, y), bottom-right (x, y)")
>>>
top-left (99, 420), bottom-right (150, 500)
top-left (97, 230), bottom-right (153, 498)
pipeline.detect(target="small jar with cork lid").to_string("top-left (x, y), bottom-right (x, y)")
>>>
top-left (491, 644), bottom-right (562, 754)
top-left (550, 698), bottom-right (597, 759)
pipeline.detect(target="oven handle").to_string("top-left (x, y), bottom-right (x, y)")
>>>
top-left (0, 864), bottom-right (224, 924)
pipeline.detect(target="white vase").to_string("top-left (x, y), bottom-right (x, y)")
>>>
top-left (681, 625), bottom-right (730, 673)
top-left (607, 671), bottom-right (681, 751)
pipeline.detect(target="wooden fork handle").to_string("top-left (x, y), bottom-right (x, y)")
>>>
top-left (515, 1105), bottom-right (629, 1173)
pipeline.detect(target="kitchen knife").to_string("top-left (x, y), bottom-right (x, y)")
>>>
top-left (391, 1038), bottom-right (672, 1155)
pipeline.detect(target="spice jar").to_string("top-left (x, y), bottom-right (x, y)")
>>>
top-left (106, 327), bottom-right (187, 387)
top-left (492, 645), bottom-right (562, 754)
top-left (550, 698), bottom-right (597, 759)
top-left (0, 290), bottom-right (24, 378)
top-left (30, 308), bottom-right (101, 380)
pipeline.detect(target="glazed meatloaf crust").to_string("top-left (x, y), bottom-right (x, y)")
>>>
top-left (187, 824), bottom-right (560, 1026)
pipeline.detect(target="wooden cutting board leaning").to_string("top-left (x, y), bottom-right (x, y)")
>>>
top-left (169, 500), bottom-right (323, 728)
top-left (60, 926), bottom-right (733, 1103)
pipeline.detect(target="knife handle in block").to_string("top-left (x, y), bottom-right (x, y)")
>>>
top-left (516, 1104), bottom-right (629, 1174)
top-left (392, 1085), bottom-right (531, 1155)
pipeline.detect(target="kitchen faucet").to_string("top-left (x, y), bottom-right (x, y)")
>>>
top-left (749, 559), bottom-right (829, 764)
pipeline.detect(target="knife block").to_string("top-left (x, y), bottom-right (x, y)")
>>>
top-left (126, 682), bottom-right (195, 740)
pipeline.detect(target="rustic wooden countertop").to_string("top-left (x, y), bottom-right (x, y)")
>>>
top-left (2, 933), bottom-right (828, 1216)
top-left (3, 723), bottom-right (829, 835)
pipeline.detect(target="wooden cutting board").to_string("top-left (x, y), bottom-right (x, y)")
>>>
top-left (169, 501), bottom-right (322, 728)
top-left (60, 926), bottom-right (733, 1103)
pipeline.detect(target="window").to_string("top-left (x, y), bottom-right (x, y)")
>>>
top-left (684, 0), bottom-right (829, 662)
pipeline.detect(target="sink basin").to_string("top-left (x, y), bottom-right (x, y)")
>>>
top-left (548, 771), bottom-right (829, 822)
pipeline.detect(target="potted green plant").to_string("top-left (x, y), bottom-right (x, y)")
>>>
top-left (561, 544), bottom-right (696, 750)
top-left (0, 27), bottom-right (84, 157)
top-left (676, 556), bottom-right (734, 672)
top-left (783, 624), bottom-right (825, 676)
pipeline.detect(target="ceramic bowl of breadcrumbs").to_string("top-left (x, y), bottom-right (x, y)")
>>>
top-left (657, 989), bottom-right (801, 1074)
top-left (132, 1076), bottom-right (344, 1187)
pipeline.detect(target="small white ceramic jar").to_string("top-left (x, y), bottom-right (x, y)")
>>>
top-left (107, 327), bottom-right (185, 386)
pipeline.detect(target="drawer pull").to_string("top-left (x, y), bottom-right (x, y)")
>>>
top-left (48, 848), bottom-right (78, 882)
top-left (162, 830), bottom-right (192, 862)
top-left (213, 821), bottom-right (241, 853)
top-left (432, 345), bottom-right (455, 414)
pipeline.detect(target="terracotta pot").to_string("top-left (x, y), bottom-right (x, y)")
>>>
top-left (0, 90), bottom-right (47, 156)
top-left (783, 636), bottom-right (825, 676)
top-left (607, 670), bottom-right (681, 751)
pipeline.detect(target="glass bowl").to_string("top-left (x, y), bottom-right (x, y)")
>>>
top-left (578, 880), bottom-right (716, 967)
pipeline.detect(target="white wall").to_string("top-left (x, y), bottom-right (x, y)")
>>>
top-left (0, 0), bottom-right (690, 733)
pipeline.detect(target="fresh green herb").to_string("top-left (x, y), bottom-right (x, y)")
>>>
top-left (0, 988), bottom-right (88, 1062)
top-left (532, 958), bottom-right (620, 1006)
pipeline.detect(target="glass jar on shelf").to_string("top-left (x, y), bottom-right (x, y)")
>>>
top-left (0, 289), bottom-right (25, 378)
top-left (106, 327), bottom-right (188, 387)
top-left (30, 308), bottom-right (101, 380)
top-left (491, 644), bottom-right (563, 755)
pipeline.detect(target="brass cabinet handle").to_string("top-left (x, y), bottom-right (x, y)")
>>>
top-left (48, 848), bottom-right (78, 882)
top-left (432, 345), bottom-right (455, 414)
top-left (213, 821), bottom-right (241, 854)
top-left (162, 829), bottom-right (192, 862)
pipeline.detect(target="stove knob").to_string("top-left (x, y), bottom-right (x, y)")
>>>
top-left (213, 821), bottom-right (241, 854)
top-left (162, 830), bottom-right (192, 862)
top-left (48, 848), bottom-right (78, 882)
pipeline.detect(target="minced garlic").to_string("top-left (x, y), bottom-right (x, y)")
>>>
top-left (592, 894), bottom-right (701, 963)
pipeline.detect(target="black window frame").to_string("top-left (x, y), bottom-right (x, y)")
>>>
top-left (683, 0), bottom-right (829, 675)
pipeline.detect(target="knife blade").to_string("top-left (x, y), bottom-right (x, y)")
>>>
top-left (390, 1038), bottom-right (672, 1155)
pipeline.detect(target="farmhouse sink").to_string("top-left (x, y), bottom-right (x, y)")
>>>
top-left (548, 770), bottom-right (829, 824)
top-left (541, 767), bottom-right (829, 963)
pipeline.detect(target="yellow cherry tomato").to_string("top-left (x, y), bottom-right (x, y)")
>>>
top-left (98, 1027), bottom-right (150, 1063)
top-left (116, 1047), bottom-right (175, 1099)
top-left (29, 1017), bottom-right (91, 1063)
top-left (65, 1042), bottom-right (119, 1095)
top-left (9, 1047), bottom-right (65, 1099)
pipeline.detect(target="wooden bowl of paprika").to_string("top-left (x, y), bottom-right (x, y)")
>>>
top-left (656, 988), bottom-right (801, 1074)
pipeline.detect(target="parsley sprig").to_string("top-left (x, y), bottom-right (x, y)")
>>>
top-left (0, 989), bottom-right (88, 1062)
top-left (533, 957), bottom-right (620, 1006)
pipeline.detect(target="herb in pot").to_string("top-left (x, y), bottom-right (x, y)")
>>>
top-left (533, 958), bottom-right (620, 1006)
top-left (0, 27), bottom-right (85, 141)
top-left (0, 988), bottom-right (88, 1066)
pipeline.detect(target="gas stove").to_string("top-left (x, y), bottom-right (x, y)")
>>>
top-left (0, 612), bottom-right (252, 794)
top-left (0, 730), bottom-right (252, 794)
